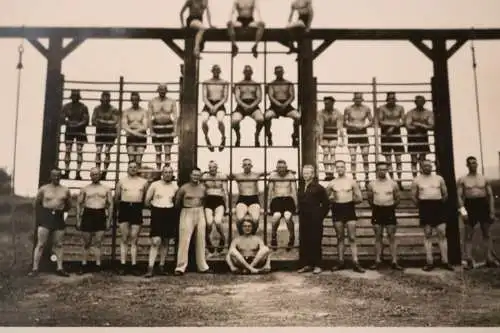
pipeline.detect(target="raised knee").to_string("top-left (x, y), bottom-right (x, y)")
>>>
top-left (258, 21), bottom-right (265, 28)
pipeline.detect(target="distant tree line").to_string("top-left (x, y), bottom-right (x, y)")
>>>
top-left (0, 168), bottom-right (11, 195)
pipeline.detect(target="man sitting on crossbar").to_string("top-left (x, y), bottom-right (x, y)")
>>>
top-left (227, 0), bottom-right (265, 58)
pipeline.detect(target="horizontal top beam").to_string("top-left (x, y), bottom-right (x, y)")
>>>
top-left (2, 26), bottom-right (500, 41)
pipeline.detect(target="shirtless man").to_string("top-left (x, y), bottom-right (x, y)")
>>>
top-left (232, 65), bottom-right (264, 147)
top-left (265, 66), bottom-right (301, 147)
top-left (226, 219), bottom-right (271, 274)
top-left (405, 95), bottom-right (434, 177)
top-left (144, 165), bottom-right (179, 277)
top-left (92, 91), bottom-right (120, 181)
top-left (180, 0), bottom-right (215, 58)
top-left (268, 160), bottom-right (298, 251)
top-left (149, 84), bottom-right (178, 170)
top-left (174, 168), bottom-right (211, 275)
top-left (344, 92), bottom-right (374, 187)
top-left (326, 160), bottom-right (365, 273)
top-left (411, 159), bottom-right (453, 271)
top-left (316, 96), bottom-right (344, 181)
top-left (29, 169), bottom-right (71, 277)
top-left (377, 92), bottom-right (405, 188)
top-left (202, 161), bottom-right (229, 254)
top-left (122, 92), bottom-right (149, 166)
top-left (201, 65), bottom-right (229, 152)
top-left (61, 89), bottom-right (89, 180)
top-left (366, 162), bottom-right (403, 270)
top-left (115, 162), bottom-right (149, 275)
top-left (457, 156), bottom-right (498, 269)
top-left (227, 0), bottom-right (265, 58)
top-left (286, 0), bottom-right (314, 53)
top-left (76, 167), bottom-right (113, 274)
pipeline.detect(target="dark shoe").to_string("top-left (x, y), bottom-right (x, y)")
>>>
top-left (118, 264), bottom-right (127, 276)
top-left (286, 238), bottom-right (295, 252)
top-left (78, 264), bottom-right (89, 275)
top-left (206, 238), bottom-right (215, 254)
top-left (200, 269), bottom-right (213, 274)
top-left (219, 137), bottom-right (226, 152)
top-left (332, 261), bottom-right (346, 271)
top-left (174, 270), bottom-right (184, 276)
top-left (234, 136), bottom-right (241, 147)
top-left (130, 265), bottom-right (141, 276)
top-left (292, 135), bottom-right (299, 147)
top-left (267, 135), bottom-right (273, 146)
top-left (231, 44), bottom-right (239, 58)
top-left (27, 270), bottom-right (39, 277)
top-left (144, 268), bottom-right (154, 278)
top-left (370, 262), bottom-right (382, 270)
top-left (56, 269), bottom-right (70, 277)
top-left (463, 259), bottom-right (474, 270)
top-left (353, 262), bottom-right (365, 273)
top-left (422, 264), bottom-right (434, 272)
top-left (270, 238), bottom-right (278, 250)
top-left (391, 262), bottom-right (404, 271)
top-left (297, 266), bottom-right (313, 273)
top-left (157, 265), bottom-right (168, 276)
top-left (441, 263), bottom-right (454, 271)
top-left (251, 44), bottom-right (258, 58)
top-left (254, 135), bottom-right (261, 147)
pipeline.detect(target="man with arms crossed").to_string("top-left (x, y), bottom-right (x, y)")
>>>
top-left (344, 92), bottom-right (374, 187)
top-left (366, 161), bottom-right (403, 270)
top-left (201, 65), bottom-right (229, 152)
top-left (285, 0), bottom-right (314, 53)
top-left (232, 65), bottom-right (264, 147)
top-left (268, 160), bottom-right (298, 251)
top-left (115, 162), bottom-right (149, 275)
top-left (180, 0), bottom-right (215, 58)
top-left (316, 96), bottom-right (344, 181)
top-left (405, 95), bottom-right (434, 177)
top-left (377, 92), bottom-right (406, 189)
top-left (232, 158), bottom-right (264, 233)
top-left (61, 89), bottom-right (89, 180)
top-left (149, 84), bottom-right (178, 170)
top-left (457, 156), bottom-right (498, 269)
top-left (174, 168), bottom-right (211, 275)
top-left (411, 159), bottom-right (454, 271)
top-left (76, 167), bottom-right (113, 274)
top-left (265, 65), bottom-right (301, 147)
top-left (227, 0), bottom-right (265, 58)
top-left (202, 161), bottom-right (229, 254)
top-left (122, 92), bottom-right (149, 166)
top-left (144, 165), bottom-right (179, 277)
top-left (226, 219), bottom-right (271, 274)
top-left (327, 160), bottom-right (365, 273)
top-left (92, 91), bottom-right (120, 181)
top-left (29, 169), bottom-right (71, 277)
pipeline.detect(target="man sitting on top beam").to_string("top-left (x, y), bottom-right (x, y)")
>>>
top-left (227, 0), bottom-right (265, 58)
top-left (286, 0), bottom-right (314, 53)
top-left (180, 0), bottom-right (215, 59)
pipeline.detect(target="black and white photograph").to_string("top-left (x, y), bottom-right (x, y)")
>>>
top-left (0, 0), bottom-right (500, 327)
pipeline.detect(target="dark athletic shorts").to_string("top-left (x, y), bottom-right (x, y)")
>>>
top-left (95, 126), bottom-right (117, 145)
top-left (347, 128), bottom-right (369, 145)
top-left (204, 195), bottom-right (225, 210)
top-left (202, 99), bottom-right (226, 117)
top-left (237, 16), bottom-right (255, 28)
top-left (126, 132), bottom-right (147, 147)
top-left (381, 127), bottom-right (405, 153)
top-left (38, 208), bottom-right (66, 231)
top-left (298, 14), bottom-right (310, 26)
top-left (418, 199), bottom-right (445, 227)
top-left (150, 206), bottom-right (178, 239)
top-left (464, 198), bottom-right (493, 227)
top-left (186, 15), bottom-right (203, 27)
top-left (65, 126), bottom-right (88, 144)
top-left (234, 98), bottom-right (260, 117)
top-left (322, 128), bottom-right (338, 141)
top-left (331, 202), bottom-right (357, 223)
top-left (270, 197), bottom-right (296, 215)
top-left (407, 129), bottom-right (430, 154)
top-left (152, 120), bottom-right (174, 144)
top-left (371, 205), bottom-right (397, 226)
top-left (237, 195), bottom-right (260, 207)
top-left (268, 100), bottom-right (295, 117)
top-left (118, 201), bottom-right (144, 225)
top-left (81, 208), bottom-right (107, 232)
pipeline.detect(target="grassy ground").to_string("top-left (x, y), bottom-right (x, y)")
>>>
top-left (1, 194), bottom-right (500, 326)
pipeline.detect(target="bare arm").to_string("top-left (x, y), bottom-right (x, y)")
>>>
top-left (425, 111), bottom-right (435, 130)
top-left (34, 187), bottom-right (44, 209)
top-left (352, 180), bottom-right (363, 204)
top-left (205, 0), bottom-right (213, 27)
top-left (171, 101), bottom-right (179, 135)
top-left (75, 106), bottom-right (90, 127)
top-left (76, 189), bottom-right (85, 223)
top-left (404, 111), bottom-right (416, 130)
top-left (288, 4), bottom-right (295, 23)
top-left (306, 1), bottom-right (314, 29)
top-left (393, 182), bottom-right (401, 206)
top-left (337, 112), bottom-right (345, 140)
top-left (485, 180), bottom-right (496, 217)
top-left (267, 180), bottom-right (275, 208)
top-left (121, 110), bottom-right (135, 136)
top-left (319, 185), bottom-right (330, 218)
top-left (106, 189), bottom-right (113, 225)
top-left (234, 84), bottom-right (250, 108)
top-left (175, 186), bottom-right (185, 207)
top-left (315, 112), bottom-right (324, 140)
top-left (222, 176), bottom-right (229, 210)
top-left (267, 83), bottom-right (282, 106)
top-left (229, 1), bottom-right (237, 22)
top-left (343, 109), bottom-right (351, 128)
top-left (284, 82), bottom-right (295, 106)
top-left (254, 0), bottom-right (263, 22)
top-left (91, 108), bottom-right (98, 126)
top-left (180, 0), bottom-right (189, 27)
top-left (456, 177), bottom-right (465, 208)
top-left (290, 178), bottom-right (298, 209)
top-left (202, 82), bottom-right (214, 109)
top-left (411, 180), bottom-right (419, 205)
top-left (439, 176), bottom-right (448, 202)
top-left (366, 182), bottom-right (374, 207)
top-left (114, 181), bottom-right (122, 205)
top-left (248, 84), bottom-right (262, 108)
top-left (212, 82), bottom-right (230, 110)
top-left (144, 183), bottom-right (155, 207)
top-left (364, 109), bottom-right (374, 128)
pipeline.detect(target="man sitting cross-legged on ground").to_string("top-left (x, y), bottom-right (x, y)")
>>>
top-left (144, 165), bottom-right (179, 277)
top-left (180, 0), bottom-right (215, 58)
top-left (201, 65), bottom-right (229, 152)
top-left (268, 159), bottom-right (298, 251)
top-left (227, 0), bottom-right (265, 58)
top-left (285, 0), bottom-right (314, 53)
top-left (326, 160), bottom-right (365, 273)
top-left (122, 92), bottom-right (149, 166)
top-left (457, 156), bottom-right (499, 269)
top-left (76, 167), bottom-right (113, 274)
top-left (264, 65), bottom-right (301, 147)
top-left (202, 161), bottom-right (229, 254)
top-left (232, 65), bottom-right (265, 147)
top-left (366, 161), bottom-right (403, 271)
top-left (411, 159), bottom-right (454, 272)
top-left (226, 219), bottom-right (271, 274)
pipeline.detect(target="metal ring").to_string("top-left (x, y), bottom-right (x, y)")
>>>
top-left (18, 44), bottom-right (24, 53)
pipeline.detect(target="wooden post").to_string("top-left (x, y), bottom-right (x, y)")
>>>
top-left (36, 36), bottom-right (64, 271)
top-left (431, 38), bottom-right (461, 265)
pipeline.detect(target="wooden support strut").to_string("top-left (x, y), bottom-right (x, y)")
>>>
top-left (161, 37), bottom-right (185, 59)
top-left (312, 39), bottom-right (335, 60)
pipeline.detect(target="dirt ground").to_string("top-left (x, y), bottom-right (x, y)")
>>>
top-left (1, 197), bottom-right (500, 326)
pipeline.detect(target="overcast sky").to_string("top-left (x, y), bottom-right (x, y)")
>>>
top-left (1, 0), bottom-right (499, 196)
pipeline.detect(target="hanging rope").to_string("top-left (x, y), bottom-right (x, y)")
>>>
top-left (470, 28), bottom-right (485, 176)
